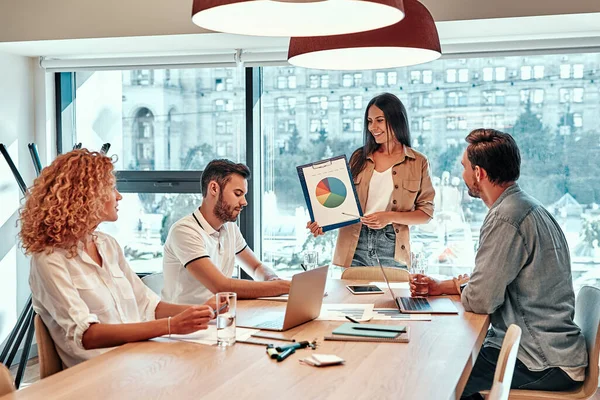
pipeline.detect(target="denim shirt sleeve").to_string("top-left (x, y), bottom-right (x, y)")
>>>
top-left (461, 215), bottom-right (530, 314)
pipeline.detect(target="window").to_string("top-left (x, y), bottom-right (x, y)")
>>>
top-left (260, 52), bottom-right (600, 290)
top-left (447, 91), bottom-right (467, 107)
top-left (309, 75), bottom-right (319, 89)
top-left (533, 66), bottom-right (545, 79)
top-left (483, 90), bottom-right (505, 105)
top-left (458, 69), bottom-right (469, 82)
top-left (520, 89), bottom-right (544, 104)
top-left (353, 96), bottom-right (362, 109)
top-left (446, 69), bottom-right (457, 83)
top-left (353, 73), bottom-right (362, 86)
top-left (288, 75), bottom-right (297, 89)
top-left (560, 64), bottom-right (571, 79)
top-left (309, 96), bottom-right (327, 112)
top-left (410, 70), bottom-right (421, 84)
top-left (309, 119), bottom-right (328, 133)
top-left (277, 76), bottom-right (287, 89)
top-left (342, 74), bottom-right (353, 87)
top-left (320, 75), bottom-right (329, 88)
top-left (422, 70), bottom-right (433, 84)
top-left (573, 64), bottom-right (584, 79)
top-left (387, 72), bottom-right (397, 85)
top-left (63, 68), bottom-right (245, 274)
top-left (521, 66), bottom-right (532, 80)
top-left (376, 72), bottom-right (386, 86)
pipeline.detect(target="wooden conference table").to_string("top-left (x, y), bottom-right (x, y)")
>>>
top-left (2, 279), bottom-right (489, 400)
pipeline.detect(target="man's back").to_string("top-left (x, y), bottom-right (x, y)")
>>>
top-left (463, 184), bottom-right (587, 371)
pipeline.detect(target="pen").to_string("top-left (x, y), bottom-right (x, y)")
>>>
top-left (236, 340), bottom-right (273, 346)
top-left (213, 303), bottom-right (228, 316)
top-left (251, 334), bottom-right (295, 342)
top-left (353, 326), bottom-right (406, 333)
top-left (342, 212), bottom-right (361, 219)
top-left (300, 263), bottom-right (307, 271)
top-left (345, 315), bottom-right (360, 324)
top-left (275, 341), bottom-right (310, 352)
top-left (276, 347), bottom-right (296, 362)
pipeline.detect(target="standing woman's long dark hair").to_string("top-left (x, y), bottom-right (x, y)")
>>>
top-left (349, 93), bottom-right (411, 179)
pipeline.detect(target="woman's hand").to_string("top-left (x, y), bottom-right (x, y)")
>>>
top-left (409, 274), bottom-right (445, 297)
top-left (170, 305), bottom-right (214, 334)
top-left (306, 221), bottom-right (324, 237)
top-left (360, 212), bottom-right (393, 229)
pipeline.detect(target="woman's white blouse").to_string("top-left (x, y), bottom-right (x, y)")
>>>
top-left (29, 231), bottom-right (161, 367)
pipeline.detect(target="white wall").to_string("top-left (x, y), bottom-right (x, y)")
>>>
top-left (0, 52), bottom-right (35, 343)
top-left (0, 0), bottom-right (599, 43)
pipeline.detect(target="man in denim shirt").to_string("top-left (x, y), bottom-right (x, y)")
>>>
top-left (411, 129), bottom-right (587, 399)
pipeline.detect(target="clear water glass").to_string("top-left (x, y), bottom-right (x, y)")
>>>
top-left (216, 292), bottom-right (236, 347)
top-left (303, 250), bottom-right (319, 270)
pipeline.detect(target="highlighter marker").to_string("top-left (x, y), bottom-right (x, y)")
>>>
top-left (276, 347), bottom-right (295, 362)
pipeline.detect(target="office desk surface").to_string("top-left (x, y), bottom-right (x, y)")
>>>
top-left (1, 279), bottom-right (489, 400)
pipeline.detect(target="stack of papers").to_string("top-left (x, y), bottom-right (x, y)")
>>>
top-left (159, 325), bottom-right (259, 346)
top-left (317, 304), bottom-right (374, 321)
top-left (300, 354), bottom-right (345, 367)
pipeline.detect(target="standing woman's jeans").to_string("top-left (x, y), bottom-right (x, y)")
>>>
top-left (351, 225), bottom-right (406, 269)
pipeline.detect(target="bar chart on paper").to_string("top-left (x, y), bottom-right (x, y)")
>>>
top-left (316, 177), bottom-right (347, 208)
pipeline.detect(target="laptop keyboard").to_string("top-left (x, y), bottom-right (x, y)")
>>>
top-left (400, 297), bottom-right (433, 312)
top-left (255, 318), bottom-right (284, 329)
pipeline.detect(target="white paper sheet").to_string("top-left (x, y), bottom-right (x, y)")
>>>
top-left (371, 308), bottom-right (432, 321)
top-left (370, 281), bottom-right (410, 290)
top-left (160, 325), bottom-right (260, 346)
top-left (317, 303), bottom-right (374, 321)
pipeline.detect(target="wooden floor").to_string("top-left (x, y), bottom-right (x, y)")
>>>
top-left (7, 358), bottom-right (600, 398)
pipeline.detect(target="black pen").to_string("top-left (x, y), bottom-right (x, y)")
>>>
top-left (276, 347), bottom-right (295, 362)
top-left (353, 326), bottom-right (406, 333)
top-left (345, 315), bottom-right (360, 324)
top-left (300, 263), bottom-right (307, 271)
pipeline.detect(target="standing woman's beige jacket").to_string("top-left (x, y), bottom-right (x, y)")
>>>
top-left (333, 145), bottom-right (435, 268)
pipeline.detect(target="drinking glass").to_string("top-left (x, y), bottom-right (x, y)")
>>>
top-left (216, 292), bottom-right (236, 347)
top-left (303, 250), bottom-right (319, 271)
top-left (411, 253), bottom-right (429, 297)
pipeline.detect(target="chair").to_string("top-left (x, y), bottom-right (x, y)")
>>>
top-left (487, 325), bottom-right (522, 400)
top-left (490, 286), bottom-right (600, 400)
top-left (341, 266), bottom-right (409, 282)
top-left (141, 272), bottom-right (164, 295)
top-left (0, 364), bottom-right (15, 396)
top-left (34, 314), bottom-right (63, 379)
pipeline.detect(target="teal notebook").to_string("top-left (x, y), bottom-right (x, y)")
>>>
top-left (331, 323), bottom-right (406, 339)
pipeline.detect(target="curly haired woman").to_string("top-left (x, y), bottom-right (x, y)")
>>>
top-left (20, 149), bottom-right (215, 367)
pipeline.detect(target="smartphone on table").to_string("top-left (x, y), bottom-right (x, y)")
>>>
top-left (345, 285), bottom-right (384, 295)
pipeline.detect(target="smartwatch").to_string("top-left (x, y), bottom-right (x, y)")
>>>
top-left (459, 283), bottom-right (468, 293)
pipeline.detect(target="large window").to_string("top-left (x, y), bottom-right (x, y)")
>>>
top-left (261, 52), bottom-right (600, 291)
top-left (64, 68), bottom-right (246, 273)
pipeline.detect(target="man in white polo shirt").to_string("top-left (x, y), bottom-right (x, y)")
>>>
top-left (162, 159), bottom-right (290, 304)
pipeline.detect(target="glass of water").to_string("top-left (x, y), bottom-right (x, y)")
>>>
top-left (411, 252), bottom-right (429, 297)
top-left (216, 292), bottom-right (236, 347)
top-left (303, 250), bottom-right (319, 271)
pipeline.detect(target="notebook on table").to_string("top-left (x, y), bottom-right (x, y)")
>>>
top-left (326, 323), bottom-right (410, 343)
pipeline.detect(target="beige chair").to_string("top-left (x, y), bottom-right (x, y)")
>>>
top-left (34, 314), bottom-right (63, 379)
top-left (482, 286), bottom-right (600, 400)
top-left (141, 272), bottom-right (164, 295)
top-left (0, 364), bottom-right (15, 396)
top-left (487, 325), bottom-right (522, 400)
top-left (341, 266), bottom-right (409, 282)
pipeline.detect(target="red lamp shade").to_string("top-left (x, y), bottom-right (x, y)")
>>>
top-left (288, 0), bottom-right (441, 70)
top-left (192, 0), bottom-right (405, 37)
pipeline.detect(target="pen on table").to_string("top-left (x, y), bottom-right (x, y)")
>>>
top-left (251, 333), bottom-right (296, 342)
top-left (300, 263), bottom-right (307, 271)
top-left (342, 212), bottom-right (361, 219)
top-left (236, 340), bottom-right (273, 346)
top-left (345, 315), bottom-right (361, 324)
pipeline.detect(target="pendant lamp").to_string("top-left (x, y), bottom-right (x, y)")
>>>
top-left (288, 0), bottom-right (441, 70)
top-left (192, 0), bottom-right (405, 37)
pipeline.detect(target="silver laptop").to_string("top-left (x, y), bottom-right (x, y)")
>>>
top-left (238, 265), bottom-right (328, 331)
top-left (375, 253), bottom-right (458, 314)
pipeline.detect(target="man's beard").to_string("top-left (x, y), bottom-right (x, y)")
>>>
top-left (214, 192), bottom-right (240, 222)
top-left (466, 180), bottom-right (481, 198)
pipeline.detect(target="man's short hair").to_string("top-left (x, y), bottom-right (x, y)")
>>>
top-left (465, 129), bottom-right (521, 185)
top-left (201, 159), bottom-right (251, 196)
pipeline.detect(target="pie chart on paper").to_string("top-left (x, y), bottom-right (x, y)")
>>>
top-left (315, 177), bottom-right (347, 208)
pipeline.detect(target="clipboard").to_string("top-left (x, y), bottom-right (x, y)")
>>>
top-left (297, 155), bottom-right (363, 232)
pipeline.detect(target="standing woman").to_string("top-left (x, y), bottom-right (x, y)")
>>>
top-left (307, 93), bottom-right (435, 268)
top-left (20, 149), bottom-right (215, 367)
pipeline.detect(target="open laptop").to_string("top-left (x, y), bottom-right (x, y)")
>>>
top-left (238, 265), bottom-right (328, 331)
top-left (375, 253), bottom-right (458, 314)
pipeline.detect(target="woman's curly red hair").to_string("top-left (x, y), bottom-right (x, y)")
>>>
top-left (20, 149), bottom-right (115, 257)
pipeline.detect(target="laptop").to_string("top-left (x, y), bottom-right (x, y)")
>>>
top-left (238, 265), bottom-right (329, 331)
top-left (375, 253), bottom-right (458, 314)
